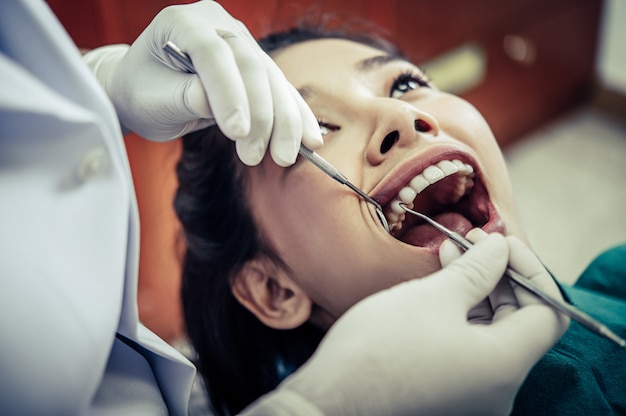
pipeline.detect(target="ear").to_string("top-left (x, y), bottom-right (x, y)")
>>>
top-left (231, 258), bottom-right (313, 329)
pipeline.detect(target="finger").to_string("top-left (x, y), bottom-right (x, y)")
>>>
top-left (236, 135), bottom-right (271, 166)
top-left (464, 227), bottom-right (489, 243)
top-left (440, 232), bottom-right (499, 323)
top-left (461, 228), bottom-right (519, 321)
top-left (183, 31), bottom-right (251, 140)
top-left (468, 298), bottom-right (494, 323)
top-left (484, 304), bottom-right (568, 371)
top-left (222, 35), bottom-right (274, 138)
top-left (128, 65), bottom-right (214, 138)
top-left (172, 89), bottom-right (217, 137)
top-left (488, 276), bottom-right (519, 323)
top-left (179, 75), bottom-right (215, 121)
top-left (439, 234), bottom-right (509, 310)
top-left (439, 227), bottom-right (489, 267)
top-left (439, 239), bottom-right (463, 267)
top-left (219, 35), bottom-right (275, 166)
top-left (266, 65), bottom-right (302, 167)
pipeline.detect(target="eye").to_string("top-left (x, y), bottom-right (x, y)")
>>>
top-left (390, 71), bottom-right (430, 99)
top-left (318, 119), bottom-right (341, 136)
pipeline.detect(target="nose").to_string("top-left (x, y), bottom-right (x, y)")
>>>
top-left (365, 100), bottom-right (439, 165)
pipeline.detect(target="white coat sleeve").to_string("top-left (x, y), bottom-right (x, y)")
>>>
top-left (0, 1), bottom-right (130, 414)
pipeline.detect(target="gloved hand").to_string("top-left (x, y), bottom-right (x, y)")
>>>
top-left (83, 1), bottom-right (322, 167)
top-left (441, 229), bottom-right (518, 325)
top-left (242, 232), bottom-right (569, 416)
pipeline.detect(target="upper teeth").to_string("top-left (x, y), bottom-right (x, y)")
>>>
top-left (385, 159), bottom-right (475, 231)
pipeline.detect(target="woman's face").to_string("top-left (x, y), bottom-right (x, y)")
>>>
top-left (245, 38), bottom-right (523, 322)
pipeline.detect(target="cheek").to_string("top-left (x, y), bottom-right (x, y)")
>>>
top-left (306, 246), bottom-right (443, 318)
top-left (247, 162), bottom-right (448, 319)
top-left (248, 165), bottom-right (356, 276)
top-left (439, 98), bottom-right (499, 150)
top-left (251, 173), bottom-right (328, 246)
top-left (433, 97), bottom-right (507, 181)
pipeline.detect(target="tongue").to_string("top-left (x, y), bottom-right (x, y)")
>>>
top-left (402, 212), bottom-right (474, 249)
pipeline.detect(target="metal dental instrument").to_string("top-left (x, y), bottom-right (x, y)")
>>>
top-left (298, 146), bottom-right (390, 232)
top-left (163, 41), bottom-right (391, 232)
top-left (400, 204), bottom-right (626, 349)
top-left (163, 41), bottom-right (195, 73)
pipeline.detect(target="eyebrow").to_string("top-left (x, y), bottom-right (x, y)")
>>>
top-left (356, 54), bottom-right (405, 71)
top-left (297, 54), bottom-right (405, 99)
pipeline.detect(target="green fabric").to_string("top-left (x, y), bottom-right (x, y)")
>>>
top-left (575, 244), bottom-right (626, 303)
top-left (512, 244), bottom-right (626, 415)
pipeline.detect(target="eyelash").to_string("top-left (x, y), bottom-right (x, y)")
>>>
top-left (317, 117), bottom-right (340, 136)
top-left (390, 70), bottom-right (430, 99)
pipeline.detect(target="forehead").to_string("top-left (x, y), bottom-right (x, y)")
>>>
top-left (271, 38), bottom-right (392, 89)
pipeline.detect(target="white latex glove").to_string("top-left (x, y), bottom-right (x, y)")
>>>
top-left (83, 1), bottom-right (323, 166)
top-left (242, 233), bottom-right (569, 416)
top-left (442, 229), bottom-right (520, 325)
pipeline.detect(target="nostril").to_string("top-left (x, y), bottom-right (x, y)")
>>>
top-left (414, 119), bottom-right (431, 132)
top-left (380, 130), bottom-right (400, 154)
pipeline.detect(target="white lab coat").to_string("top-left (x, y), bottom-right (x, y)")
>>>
top-left (0, 1), bottom-right (330, 414)
top-left (0, 0), bottom-right (196, 414)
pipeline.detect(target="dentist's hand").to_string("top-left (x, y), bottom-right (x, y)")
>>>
top-left (83, 1), bottom-right (322, 166)
top-left (242, 233), bottom-right (569, 416)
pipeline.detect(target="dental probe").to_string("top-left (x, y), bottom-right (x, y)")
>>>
top-left (400, 204), bottom-right (626, 349)
top-left (297, 146), bottom-right (390, 232)
top-left (163, 41), bottom-right (391, 232)
top-left (163, 41), bottom-right (195, 72)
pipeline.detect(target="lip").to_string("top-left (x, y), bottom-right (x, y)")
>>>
top-left (370, 144), bottom-right (506, 249)
top-left (370, 144), bottom-right (479, 205)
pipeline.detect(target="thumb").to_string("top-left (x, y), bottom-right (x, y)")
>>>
top-left (439, 239), bottom-right (464, 267)
top-left (440, 233), bottom-right (510, 309)
top-left (182, 76), bottom-right (215, 121)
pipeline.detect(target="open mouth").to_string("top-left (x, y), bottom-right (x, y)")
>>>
top-left (374, 154), bottom-right (500, 249)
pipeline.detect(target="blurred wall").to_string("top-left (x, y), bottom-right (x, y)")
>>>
top-left (597, 0), bottom-right (626, 95)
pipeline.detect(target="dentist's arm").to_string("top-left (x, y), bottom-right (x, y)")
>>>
top-left (242, 233), bottom-right (569, 415)
top-left (84, 1), bottom-right (322, 167)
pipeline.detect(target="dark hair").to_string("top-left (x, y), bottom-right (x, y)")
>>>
top-left (175, 25), bottom-right (402, 416)
top-left (175, 128), bottom-right (324, 415)
top-left (258, 21), bottom-right (404, 58)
